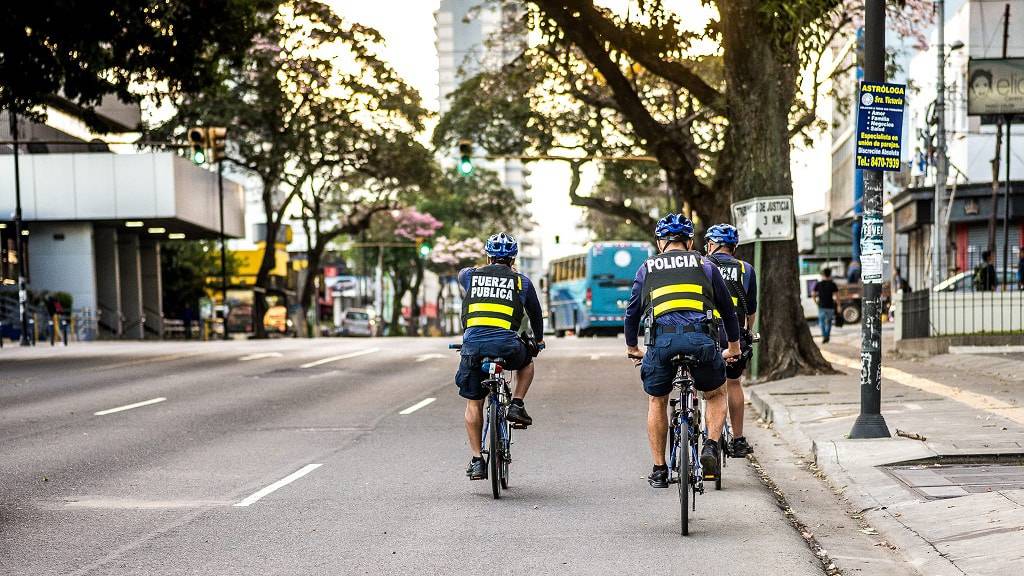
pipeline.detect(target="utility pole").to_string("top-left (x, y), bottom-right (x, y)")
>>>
top-left (850, 0), bottom-right (891, 439)
top-left (1000, 3), bottom-right (1012, 288)
top-left (8, 110), bottom-right (30, 346)
top-left (933, 0), bottom-right (946, 287)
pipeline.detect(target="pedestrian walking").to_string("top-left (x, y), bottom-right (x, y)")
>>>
top-left (972, 250), bottom-right (997, 291)
top-left (813, 267), bottom-right (839, 343)
top-left (1017, 251), bottom-right (1023, 290)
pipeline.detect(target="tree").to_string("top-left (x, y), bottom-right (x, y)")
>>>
top-left (438, 0), bottom-right (930, 379)
top-left (1, 0), bottom-right (276, 122)
top-left (161, 240), bottom-right (238, 318)
top-left (427, 237), bottom-right (485, 334)
top-left (154, 0), bottom-right (427, 338)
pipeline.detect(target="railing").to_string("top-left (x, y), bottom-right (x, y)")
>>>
top-left (896, 289), bottom-right (1023, 338)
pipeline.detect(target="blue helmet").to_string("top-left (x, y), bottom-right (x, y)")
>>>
top-left (654, 213), bottom-right (694, 240)
top-left (704, 223), bottom-right (739, 247)
top-left (485, 232), bottom-right (518, 258)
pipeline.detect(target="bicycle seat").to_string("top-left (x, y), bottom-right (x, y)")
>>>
top-left (670, 353), bottom-right (702, 367)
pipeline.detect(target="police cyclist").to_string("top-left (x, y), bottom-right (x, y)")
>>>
top-left (624, 214), bottom-right (742, 488)
top-left (456, 232), bottom-right (545, 481)
top-left (703, 223), bottom-right (758, 458)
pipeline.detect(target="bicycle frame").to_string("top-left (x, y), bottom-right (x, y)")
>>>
top-left (668, 365), bottom-right (706, 496)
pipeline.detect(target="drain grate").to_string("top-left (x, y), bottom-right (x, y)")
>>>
top-left (885, 460), bottom-right (1024, 500)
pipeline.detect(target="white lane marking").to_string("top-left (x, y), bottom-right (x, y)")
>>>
top-left (415, 353), bottom-right (444, 363)
top-left (822, 350), bottom-right (1024, 425)
top-left (300, 348), bottom-right (379, 369)
top-left (234, 464), bottom-right (323, 507)
top-left (94, 397), bottom-right (167, 416)
top-left (589, 353), bottom-right (604, 360)
top-left (399, 397), bottom-right (436, 415)
top-left (240, 352), bottom-right (283, 361)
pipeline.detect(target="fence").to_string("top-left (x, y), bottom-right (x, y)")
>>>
top-left (896, 289), bottom-right (1024, 338)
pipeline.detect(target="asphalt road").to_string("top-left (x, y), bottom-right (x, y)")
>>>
top-left (1, 337), bottom-right (824, 575)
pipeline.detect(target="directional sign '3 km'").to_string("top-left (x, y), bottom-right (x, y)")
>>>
top-left (855, 82), bottom-right (906, 171)
top-left (730, 196), bottom-right (794, 245)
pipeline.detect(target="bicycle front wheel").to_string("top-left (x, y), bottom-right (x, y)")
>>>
top-left (678, 421), bottom-right (689, 536)
top-left (500, 423), bottom-right (511, 489)
top-left (488, 399), bottom-right (502, 499)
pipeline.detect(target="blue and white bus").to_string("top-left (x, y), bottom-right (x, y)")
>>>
top-left (546, 241), bottom-right (654, 337)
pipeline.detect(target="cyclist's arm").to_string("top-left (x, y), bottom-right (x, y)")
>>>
top-left (745, 265), bottom-right (758, 330)
top-left (522, 278), bottom-right (544, 341)
top-left (623, 266), bottom-right (646, 348)
top-left (709, 265), bottom-right (740, 353)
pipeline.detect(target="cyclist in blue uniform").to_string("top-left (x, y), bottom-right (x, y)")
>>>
top-left (703, 223), bottom-right (758, 457)
top-left (624, 214), bottom-right (741, 488)
top-left (456, 232), bottom-right (545, 480)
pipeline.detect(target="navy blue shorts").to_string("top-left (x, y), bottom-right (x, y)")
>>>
top-left (455, 337), bottom-right (531, 400)
top-left (640, 331), bottom-right (725, 397)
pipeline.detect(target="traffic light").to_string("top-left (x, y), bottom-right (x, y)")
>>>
top-left (188, 127), bottom-right (208, 165)
top-left (209, 127), bottom-right (227, 162)
top-left (457, 138), bottom-right (474, 177)
top-left (417, 238), bottom-right (432, 257)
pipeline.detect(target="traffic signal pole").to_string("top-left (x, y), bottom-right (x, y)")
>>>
top-left (850, 0), bottom-right (890, 439)
top-left (218, 159), bottom-right (229, 339)
top-left (9, 110), bottom-right (30, 346)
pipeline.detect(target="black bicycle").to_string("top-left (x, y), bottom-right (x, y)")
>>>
top-left (450, 343), bottom-right (530, 499)
top-left (667, 352), bottom-right (714, 536)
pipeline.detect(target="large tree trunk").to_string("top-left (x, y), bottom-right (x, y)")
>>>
top-left (719, 1), bottom-right (834, 380)
top-left (408, 258), bottom-right (425, 337)
top-left (253, 188), bottom-right (279, 340)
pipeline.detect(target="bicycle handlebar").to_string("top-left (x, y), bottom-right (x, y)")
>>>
top-left (449, 343), bottom-right (462, 350)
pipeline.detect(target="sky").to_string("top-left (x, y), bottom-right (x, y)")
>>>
top-left (324, 0), bottom-right (828, 265)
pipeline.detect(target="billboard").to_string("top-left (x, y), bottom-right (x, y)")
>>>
top-left (967, 58), bottom-right (1024, 116)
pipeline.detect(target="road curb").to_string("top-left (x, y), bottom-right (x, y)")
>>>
top-left (748, 386), bottom-right (966, 576)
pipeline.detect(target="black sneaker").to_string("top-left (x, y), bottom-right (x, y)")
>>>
top-left (700, 443), bottom-right (720, 481)
top-left (648, 465), bottom-right (669, 488)
top-left (731, 436), bottom-right (753, 458)
top-left (466, 457), bottom-right (486, 480)
top-left (506, 403), bottom-right (533, 427)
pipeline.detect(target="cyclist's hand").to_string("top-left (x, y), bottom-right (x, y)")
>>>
top-left (722, 342), bottom-right (742, 364)
top-left (626, 345), bottom-right (644, 367)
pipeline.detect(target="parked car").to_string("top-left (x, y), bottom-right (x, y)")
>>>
top-left (835, 281), bottom-right (891, 324)
top-left (933, 269), bottom-right (1017, 292)
top-left (799, 274), bottom-right (819, 320)
top-left (337, 309), bottom-right (375, 337)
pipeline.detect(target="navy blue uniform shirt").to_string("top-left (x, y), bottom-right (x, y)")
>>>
top-left (623, 251), bottom-right (740, 347)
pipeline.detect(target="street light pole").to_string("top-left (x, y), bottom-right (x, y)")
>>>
top-left (850, 0), bottom-right (891, 439)
top-left (933, 0), bottom-right (947, 287)
top-left (8, 110), bottom-right (30, 346)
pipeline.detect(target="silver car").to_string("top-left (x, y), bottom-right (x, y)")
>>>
top-left (338, 309), bottom-right (375, 337)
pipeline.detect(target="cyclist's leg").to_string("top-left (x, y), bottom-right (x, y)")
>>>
top-left (640, 334), bottom-right (674, 466)
top-left (647, 394), bottom-right (670, 466)
top-left (465, 399), bottom-right (485, 458)
top-left (725, 356), bottom-right (748, 436)
top-left (513, 362), bottom-right (533, 400)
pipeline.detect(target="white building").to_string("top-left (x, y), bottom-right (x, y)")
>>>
top-left (1, 101), bottom-right (245, 339)
top-left (435, 0), bottom-right (541, 282)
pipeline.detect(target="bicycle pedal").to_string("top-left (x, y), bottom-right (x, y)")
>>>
top-left (511, 423), bottom-right (528, 429)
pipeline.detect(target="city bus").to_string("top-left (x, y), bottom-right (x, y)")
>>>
top-left (546, 241), bottom-right (654, 337)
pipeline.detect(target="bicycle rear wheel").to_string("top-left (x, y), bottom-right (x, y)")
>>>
top-left (488, 399), bottom-right (502, 499)
top-left (678, 421), bottom-right (689, 536)
top-left (500, 422), bottom-right (511, 489)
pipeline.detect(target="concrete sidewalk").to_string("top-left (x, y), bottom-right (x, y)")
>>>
top-left (749, 332), bottom-right (1024, 576)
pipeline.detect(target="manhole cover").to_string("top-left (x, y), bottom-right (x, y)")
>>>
top-left (884, 459), bottom-right (1024, 500)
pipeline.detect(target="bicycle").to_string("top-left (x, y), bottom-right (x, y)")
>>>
top-left (450, 342), bottom-right (541, 499)
top-left (665, 353), bottom-right (715, 535)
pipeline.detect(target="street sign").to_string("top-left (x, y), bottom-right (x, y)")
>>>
top-left (855, 81), bottom-right (906, 172)
top-left (730, 196), bottom-right (794, 245)
top-left (967, 58), bottom-right (1024, 116)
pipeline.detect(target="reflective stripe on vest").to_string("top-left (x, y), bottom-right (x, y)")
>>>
top-left (641, 251), bottom-right (716, 319)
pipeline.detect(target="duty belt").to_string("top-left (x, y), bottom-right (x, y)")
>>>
top-left (655, 323), bottom-right (712, 336)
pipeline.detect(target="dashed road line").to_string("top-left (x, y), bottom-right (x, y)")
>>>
top-left (239, 352), bottom-right (283, 361)
top-left (94, 397), bottom-right (167, 416)
top-left (399, 397), bottom-right (436, 415)
top-left (300, 348), bottom-right (379, 369)
top-left (234, 464), bottom-right (323, 507)
top-left (415, 353), bottom-right (444, 363)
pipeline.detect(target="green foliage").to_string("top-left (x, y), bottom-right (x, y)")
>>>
top-left (0, 0), bottom-right (277, 123)
top-left (418, 168), bottom-right (529, 241)
top-left (161, 240), bottom-right (237, 316)
top-left (585, 163), bottom-right (664, 241)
